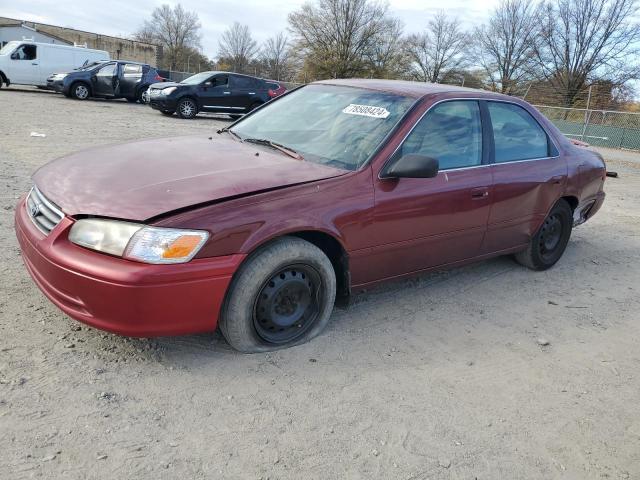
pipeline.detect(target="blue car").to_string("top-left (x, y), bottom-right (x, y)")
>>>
top-left (47, 60), bottom-right (165, 103)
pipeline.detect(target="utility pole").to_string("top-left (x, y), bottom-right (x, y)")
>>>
top-left (581, 85), bottom-right (593, 141)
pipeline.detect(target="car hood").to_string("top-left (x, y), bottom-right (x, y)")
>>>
top-left (33, 135), bottom-right (348, 221)
top-left (149, 81), bottom-right (181, 89)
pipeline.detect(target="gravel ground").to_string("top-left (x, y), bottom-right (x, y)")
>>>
top-left (1, 87), bottom-right (640, 480)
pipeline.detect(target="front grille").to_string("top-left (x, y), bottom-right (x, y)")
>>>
top-left (26, 186), bottom-right (64, 235)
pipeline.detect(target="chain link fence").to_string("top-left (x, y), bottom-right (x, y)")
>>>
top-left (534, 105), bottom-right (640, 150)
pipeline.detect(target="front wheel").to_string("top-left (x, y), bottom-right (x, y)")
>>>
top-left (219, 237), bottom-right (336, 353)
top-left (514, 199), bottom-right (573, 270)
top-left (176, 98), bottom-right (197, 119)
top-left (71, 82), bottom-right (90, 100)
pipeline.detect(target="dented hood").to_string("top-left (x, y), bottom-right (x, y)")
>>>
top-left (33, 135), bottom-right (347, 221)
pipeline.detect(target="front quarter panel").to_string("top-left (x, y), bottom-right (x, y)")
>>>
top-left (153, 170), bottom-right (375, 259)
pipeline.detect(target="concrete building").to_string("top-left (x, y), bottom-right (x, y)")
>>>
top-left (0, 17), bottom-right (162, 66)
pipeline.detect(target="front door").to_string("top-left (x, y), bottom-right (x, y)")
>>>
top-left (198, 74), bottom-right (235, 111)
top-left (8, 44), bottom-right (39, 84)
top-left (483, 101), bottom-right (568, 253)
top-left (92, 62), bottom-right (118, 97)
top-left (367, 100), bottom-right (492, 283)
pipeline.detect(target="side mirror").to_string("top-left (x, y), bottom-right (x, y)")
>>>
top-left (381, 154), bottom-right (439, 179)
top-left (10, 52), bottom-right (18, 60)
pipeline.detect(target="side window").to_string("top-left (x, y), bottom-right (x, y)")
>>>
top-left (13, 44), bottom-right (36, 60)
top-left (488, 102), bottom-right (549, 162)
top-left (400, 100), bottom-right (483, 170)
top-left (122, 64), bottom-right (142, 76)
top-left (213, 75), bottom-right (229, 87)
top-left (97, 63), bottom-right (116, 76)
top-left (232, 76), bottom-right (253, 89)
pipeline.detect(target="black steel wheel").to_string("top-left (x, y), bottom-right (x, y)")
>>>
top-left (219, 237), bottom-right (336, 353)
top-left (253, 264), bottom-right (322, 344)
top-left (515, 199), bottom-right (573, 270)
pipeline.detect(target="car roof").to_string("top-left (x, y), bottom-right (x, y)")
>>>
top-left (313, 78), bottom-right (509, 100)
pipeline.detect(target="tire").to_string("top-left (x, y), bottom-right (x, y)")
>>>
top-left (126, 97), bottom-right (138, 103)
top-left (514, 198), bottom-right (573, 271)
top-left (176, 98), bottom-right (198, 119)
top-left (70, 82), bottom-right (90, 100)
top-left (138, 88), bottom-right (150, 104)
top-left (161, 110), bottom-right (175, 116)
top-left (219, 237), bottom-right (337, 353)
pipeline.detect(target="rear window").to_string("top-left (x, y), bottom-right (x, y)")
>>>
top-left (266, 82), bottom-right (280, 90)
top-left (488, 102), bottom-right (549, 162)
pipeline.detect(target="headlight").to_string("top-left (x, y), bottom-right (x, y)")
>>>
top-left (160, 87), bottom-right (177, 95)
top-left (69, 219), bottom-right (208, 264)
top-left (52, 73), bottom-right (67, 80)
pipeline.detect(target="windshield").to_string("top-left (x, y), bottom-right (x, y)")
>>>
top-left (231, 84), bottom-right (415, 170)
top-left (74, 61), bottom-right (105, 71)
top-left (180, 72), bottom-right (213, 85)
top-left (0, 41), bottom-right (19, 55)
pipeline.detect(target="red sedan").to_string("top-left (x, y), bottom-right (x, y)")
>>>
top-left (15, 79), bottom-right (606, 352)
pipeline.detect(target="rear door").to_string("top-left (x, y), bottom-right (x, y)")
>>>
top-left (483, 101), bottom-right (567, 253)
top-left (228, 75), bottom-right (257, 110)
top-left (8, 43), bottom-right (39, 84)
top-left (119, 63), bottom-right (142, 98)
top-left (92, 62), bottom-right (118, 97)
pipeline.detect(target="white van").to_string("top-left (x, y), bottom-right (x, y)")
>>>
top-left (0, 41), bottom-right (109, 88)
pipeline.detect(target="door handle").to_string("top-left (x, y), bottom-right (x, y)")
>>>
top-left (248, 92), bottom-right (255, 95)
top-left (223, 91), bottom-right (231, 95)
top-left (32, 62), bottom-right (39, 65)
top-left (471, 187), bottom-right (489, 199)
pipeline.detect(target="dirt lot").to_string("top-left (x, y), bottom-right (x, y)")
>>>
top-left (1, 86), bottom-right (639, 480)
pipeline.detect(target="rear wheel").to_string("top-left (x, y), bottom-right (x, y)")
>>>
top-left (71, 82), bottom-right (90, 100)
top-left (514, 199), bottom-right (573, 270)
top-left (161, 110), bottom-right (175, 116)
top-left (176, 98), bottom-right (197, 119)
top-left (219, 237), bottom-right (336, 353)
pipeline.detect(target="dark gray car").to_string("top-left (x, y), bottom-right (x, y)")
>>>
top-left (47, 61), bottom-right (165, 103)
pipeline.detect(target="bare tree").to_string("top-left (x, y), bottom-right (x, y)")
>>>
top-left (473, 0), bottom-right (541, 94)
top-left (218, 22), bottom-right (259, 74)
top-left (365, 18), bottom-right (408, 79)
top-left (288, 0), bottom-right (398, 79)
top-left (536, 0), bottom-right (640, 106)
top-left (405, 11), bottom-right (469, 83)
top-left (261, 32), bottom-right (292, 80)
top-left (134, 4), bottom-right (202, 70)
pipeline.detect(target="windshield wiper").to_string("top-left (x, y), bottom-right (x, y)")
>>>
top-left (217, 128), bottom-right (242, 141)
top-left (242, 138), bottom-right (304, 160)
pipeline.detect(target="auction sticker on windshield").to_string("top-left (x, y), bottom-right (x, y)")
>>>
top-left (342, 104), bottom-right (391, 119)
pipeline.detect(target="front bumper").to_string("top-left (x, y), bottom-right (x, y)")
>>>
top-left (149, 96), bottom-right (178, 111)
top-left (15, 197), bottom-right (245, 337)
top-left (46, 78), bottom-right (65, 94)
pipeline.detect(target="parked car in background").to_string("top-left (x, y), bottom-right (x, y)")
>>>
top-left (0, 41), bottom-right (109, 89)
top-left (15, 79), bottom-right (606, 352)
top-left (47, 60), bottom-right (165, 102)
top-left (148, 71), bottom-right (286, 119)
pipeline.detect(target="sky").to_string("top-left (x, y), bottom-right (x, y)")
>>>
top-left (1, 0), bottom-right (501, 59)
